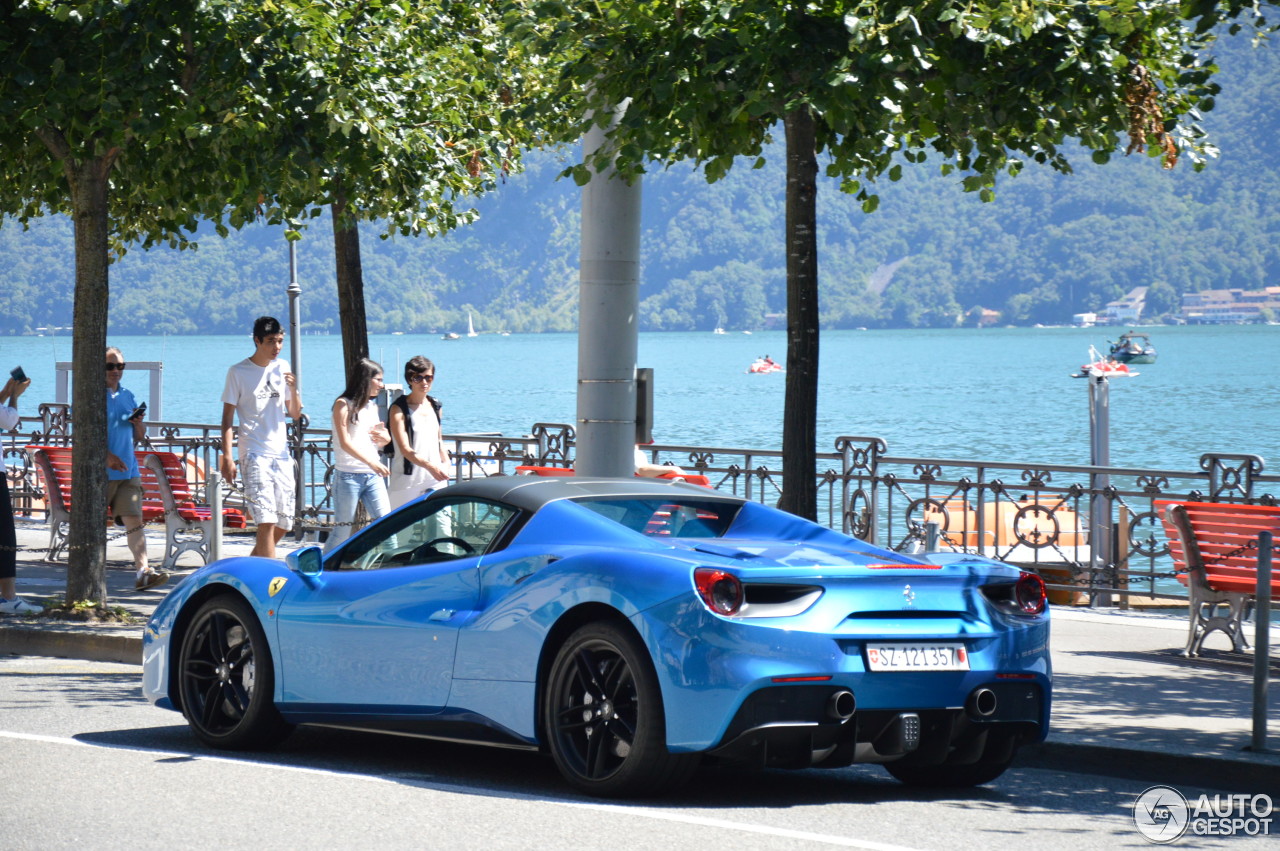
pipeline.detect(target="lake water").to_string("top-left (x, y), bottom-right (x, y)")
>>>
top-left (4, 324), bottom-right (1277, 473)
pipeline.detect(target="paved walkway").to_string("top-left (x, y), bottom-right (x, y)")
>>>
top-left (2, 520), bottom-right (1278, 790)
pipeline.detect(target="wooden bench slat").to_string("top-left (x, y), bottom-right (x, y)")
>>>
top-left (24, 444), bottom-right (248, 569)
top-left (1154, 499), bottom-right (1280, 656)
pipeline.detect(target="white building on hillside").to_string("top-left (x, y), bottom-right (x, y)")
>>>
top-left (1181, 286), bottom-right (1280, 323)
top-left (1097, 287), bottom-right (1147, 325)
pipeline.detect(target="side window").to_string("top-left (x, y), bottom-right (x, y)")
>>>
top-left (338, 499), bottom-right (519, 571)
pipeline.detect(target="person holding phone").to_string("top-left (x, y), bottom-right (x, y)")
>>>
top-left (106, 347), bottom-right (167, 591)
top-left (324, 357), bottom-right (392, 553)
top-left (220, 316), bottom-right (303, 559)
top-left (0, 367), bottom-right (41, 614)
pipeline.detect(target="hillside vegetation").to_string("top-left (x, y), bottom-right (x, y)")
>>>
top-left (1, 31), bottom-right (1275, 336)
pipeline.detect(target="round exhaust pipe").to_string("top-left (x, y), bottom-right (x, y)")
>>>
top-left (826, 689), bottom-right (856, 721)
top-left (968, 687), bottom-right (998, 718)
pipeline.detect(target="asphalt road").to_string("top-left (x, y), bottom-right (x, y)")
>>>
top-left (0, 656), bottom-right (1267, 850)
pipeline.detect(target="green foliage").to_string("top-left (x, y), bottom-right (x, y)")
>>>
top-left (507, 0), bottom-right (1246, 193)
top-left (0, 1), bottom-right (546, 597)
top-left (0, 1), bottom-right (275, 245)
top-left (3, 23), bottom-right (1279, 337)
top-left (250, 0), bottom-right (536, 236)
top-left (0, 16), bottom-right (1277, 338)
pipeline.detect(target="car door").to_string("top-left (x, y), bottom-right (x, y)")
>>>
top-left (274, 496), bottom-right (519, 711)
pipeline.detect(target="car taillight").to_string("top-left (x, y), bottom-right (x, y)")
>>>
top-left (694, 568), bottom-right (744, 616)
top-left (1015, 571), bottom-right (1047, 615)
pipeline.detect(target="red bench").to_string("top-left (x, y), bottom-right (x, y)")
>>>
top-left (26, 445), bottom-right (246, 570)
top-left (514, 464), bottom-right (712, 487)
top-left (1155, 500), bottom-right (1280, 656)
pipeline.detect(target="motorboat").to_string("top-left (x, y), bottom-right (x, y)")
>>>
top-left (1108, 331), bottom-right (1157, 364)
top-left (1074, 345), bottom-right (1137, 378)
top-left (747, 358), bottom-right (783, 374)
top-left (441, 332), bottom-right (460, 341)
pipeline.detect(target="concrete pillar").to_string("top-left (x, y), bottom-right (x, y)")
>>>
top-left (576, 103), bottom-right (641, 478)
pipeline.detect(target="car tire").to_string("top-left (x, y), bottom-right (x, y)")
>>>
top-left (178, 594), bottom-right (292, 750)
top-left (544, 621), bottom-right (699, 797)
top-left (884, 753), bottom-right (1014, 787)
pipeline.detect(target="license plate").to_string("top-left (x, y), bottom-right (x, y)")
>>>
top-left (866, 643), bottom-right (969, 672)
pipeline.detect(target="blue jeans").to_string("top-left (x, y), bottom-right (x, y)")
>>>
top-left (325, 470), bottom-right (390, 553)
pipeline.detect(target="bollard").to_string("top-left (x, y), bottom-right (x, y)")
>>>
top-left (1087, 374), bottom-right (1113, 607)
top-left (209, 470), bottom-right (222, 563)
top-left (925, 520), bottom-right (940, 553)
top-left (1250, 530), bottom-right (1272, 753)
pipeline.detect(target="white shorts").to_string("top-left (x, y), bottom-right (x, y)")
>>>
top-left (243, 453), bottom-right (296, 532)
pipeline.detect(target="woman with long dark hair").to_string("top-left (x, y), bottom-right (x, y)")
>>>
top-left (325, 358), bottom-right (391, 552)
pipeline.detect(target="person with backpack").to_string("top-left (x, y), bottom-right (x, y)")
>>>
top-left (386, 355), bottom-right (450, 510)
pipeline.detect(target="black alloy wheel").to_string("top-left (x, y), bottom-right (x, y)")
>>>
top-left (178, 594), bottom-right (292, 749)
top-left (544, 622), bottom-right (698, 797)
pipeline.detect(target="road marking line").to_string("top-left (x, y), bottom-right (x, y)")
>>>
top-left (0, 730), bottom-right (930, 850)
top-left (556, 802), bottom-right (932, 850)
top-left (0, 730), bottom-right (394, 783)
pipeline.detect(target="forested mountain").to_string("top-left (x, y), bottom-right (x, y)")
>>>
top-left (1, 31), bottom-right (1276, 336)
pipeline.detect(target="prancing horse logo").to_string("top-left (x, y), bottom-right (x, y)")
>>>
top-left (268, 576), bottom-right (288, 597)
top-left (902, 584), bottom-right (915, 607)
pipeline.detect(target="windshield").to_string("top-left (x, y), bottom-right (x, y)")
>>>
top-left (573, 497), bottom-right (739, 538)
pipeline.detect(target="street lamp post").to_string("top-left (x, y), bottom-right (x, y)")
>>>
top-left (286, 231), bottom-right (304, 540)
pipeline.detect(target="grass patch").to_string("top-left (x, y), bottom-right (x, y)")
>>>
top-left (32, 597), bottom-right (138, 624)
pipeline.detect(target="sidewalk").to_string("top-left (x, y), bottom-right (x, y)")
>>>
top-left (2, 521), bottom-right (1278, 790)
top-left (0, 521), bottom-right (301, 663)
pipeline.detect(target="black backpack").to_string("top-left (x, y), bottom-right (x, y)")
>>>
top-left (384, 393), bottom-right (443, 474)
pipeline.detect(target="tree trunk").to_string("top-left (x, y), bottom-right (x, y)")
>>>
top-left (778, 107), bottom-right (820, 520)
top-left (66, 157), bottom-right (113, 603)
top-left (332, 191), bottom-right (368, 377)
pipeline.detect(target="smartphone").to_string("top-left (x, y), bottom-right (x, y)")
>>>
top-left (9, 365), bottom-right (26, 382)
top-left (130, 402), bottom-right (148, 420)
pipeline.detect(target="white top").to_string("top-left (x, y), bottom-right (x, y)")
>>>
top-left (388, 399), bottom-right (448, 504)
top-left (333, 399), bottom-right (382, 473)
top-left (222, 357), bottom-right (294, 459)
top-left (0, 404), bottom-right (17, 472)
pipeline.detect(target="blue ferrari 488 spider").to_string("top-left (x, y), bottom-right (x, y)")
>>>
top-left (143, 476), bottom-right (1050, 797)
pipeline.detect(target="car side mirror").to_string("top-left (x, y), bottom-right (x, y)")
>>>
top-left (287, 545), bottom-right (324, 578)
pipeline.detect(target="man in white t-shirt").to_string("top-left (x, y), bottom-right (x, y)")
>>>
top-left (220, 316), bottom-right (303, 558)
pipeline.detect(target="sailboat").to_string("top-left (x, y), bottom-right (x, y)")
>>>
top-left (467, 312), bottom-right (478, 338)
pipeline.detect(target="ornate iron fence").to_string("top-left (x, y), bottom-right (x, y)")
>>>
top-left (6, 412), bottom-right (1276, 604)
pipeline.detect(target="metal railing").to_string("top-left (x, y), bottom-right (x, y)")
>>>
top-left (6, 409), bottom-right (1277, 604)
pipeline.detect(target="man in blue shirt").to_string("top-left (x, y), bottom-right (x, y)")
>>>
top-left (106, 347), bottom-right (167, 590)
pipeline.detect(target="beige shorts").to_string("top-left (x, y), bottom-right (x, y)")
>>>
top-left (106, 477), bottom-right (144, 521)
top-left (243, 453), bottom-right (296, 531)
